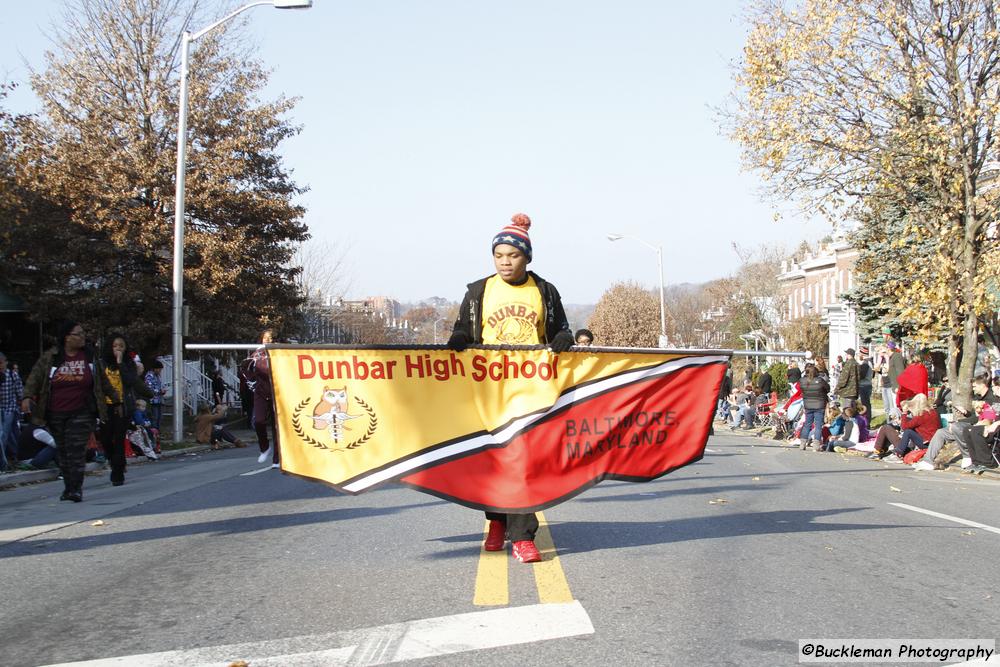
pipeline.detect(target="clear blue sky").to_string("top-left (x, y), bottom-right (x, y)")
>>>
top-left (1, 1), bottom-right (829, 306)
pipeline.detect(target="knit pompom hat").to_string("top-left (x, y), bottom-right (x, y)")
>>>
top-left (492, 213), bottom-right (532, 261)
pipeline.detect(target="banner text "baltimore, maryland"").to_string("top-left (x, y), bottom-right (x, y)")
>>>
top-left (296, 353), bottom-right (559, 383)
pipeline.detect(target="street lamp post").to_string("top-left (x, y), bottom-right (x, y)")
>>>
top-left (432, 317), bottom-right (449, 344)
top-left (607, 233), bottom-right (668, 347)
top-left (171, 0), bottom-right (312, 443)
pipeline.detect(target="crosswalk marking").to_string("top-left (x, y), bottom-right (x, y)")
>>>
top-left (40, 602), bottom-right (595, 666)
top-left (239, 467), bottom-right (274, 476)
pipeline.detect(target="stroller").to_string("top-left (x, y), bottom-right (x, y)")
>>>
top-left (768, 385), bottom-right (804, 440)
top-left (126, 425), bottom-right (160, 460)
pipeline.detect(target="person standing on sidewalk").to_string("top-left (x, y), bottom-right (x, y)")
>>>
top-left (835, 347), bottom-right (860, 408)
top-left (885, 341), bottom-right (906, 419)
top-left (798, 364), bottom-right (829, 451)
top-left (857, 347), bottom-right (874, 420)
top-left (447, 212), bottom-right (574, 564)
top-left (252, 329), bottom-right (279, 468)
top-left (99, 333), bottom-right (154, 486)
top-left (21, 321), bottom-right (115, 502)
top-left (143, 360), bottom-right (167, 431)
top-left (0, 352), bottom-right (24, 471)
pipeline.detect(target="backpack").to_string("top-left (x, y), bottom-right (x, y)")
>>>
top-left (903, 448), bottom-right (927, 464)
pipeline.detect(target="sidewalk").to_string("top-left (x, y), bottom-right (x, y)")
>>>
top-left (0, 425), bottom-right (258, 491)
top-left (718, 420), bottom-right (1000, 479)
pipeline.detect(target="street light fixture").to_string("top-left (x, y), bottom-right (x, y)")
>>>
top-left (171, 0), bottom-right (312, 443)
top-left (607, 233), bottom-right (668, 347)
top-left (432, 317), bottom-right (449, 344)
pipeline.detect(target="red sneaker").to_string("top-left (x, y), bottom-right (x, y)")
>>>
top-left (484, 520), bottom-right (506, 551)
top-left (512, 540), bottom-right (542, 563)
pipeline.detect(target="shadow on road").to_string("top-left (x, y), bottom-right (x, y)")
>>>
top-left (423, 507), bottom-right (918, 560)
top-left (0, 498), bottom-right (448, 559)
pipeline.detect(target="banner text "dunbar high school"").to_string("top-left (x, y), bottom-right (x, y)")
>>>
top-left (296, 353), bottom-right (560, 383)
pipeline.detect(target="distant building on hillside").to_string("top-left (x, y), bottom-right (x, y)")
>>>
top-left (777, 239), bottom-right (860, 360)
top-left (365, 296), bottom-right (402, 319)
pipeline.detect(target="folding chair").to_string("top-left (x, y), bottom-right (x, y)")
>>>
top-left (754, 392), bottom-right (778, 426)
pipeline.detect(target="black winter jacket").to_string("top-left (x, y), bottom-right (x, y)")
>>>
top-left (451, 271), bottom-right (571, 344)
top-left (800, 375), bottom-right (830, 411)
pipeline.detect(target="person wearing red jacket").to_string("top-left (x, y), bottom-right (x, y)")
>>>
top-left (895, 352), bottom-right (929, 410)
top-left (868, 393), bottom-right (939, 461)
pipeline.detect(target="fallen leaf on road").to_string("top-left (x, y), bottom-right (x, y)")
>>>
top-left (90, 520), bottom-right (105, 527)
top-left (709, 498), bottom-right (729, 505)
top-left (227, 662), bottom-right (249, 667)
top-left (961, 530), bottom-right (975, 537)
top-left (889, 486), bottom-right (901, 493)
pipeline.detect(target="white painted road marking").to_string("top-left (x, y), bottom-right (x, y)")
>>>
top-left (889, 502), bottom-right (1000, 536)
top-left (239, 466), bottom-right (274, 476)
top-left (41, 600), bottom-right (595, 666)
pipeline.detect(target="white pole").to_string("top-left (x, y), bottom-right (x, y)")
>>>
top-left (656, 244), bottom-right (667, 347)
top-left (171, 31), bottom-right (192, 444)
top-left (169, 1), bottom-right (311, 444)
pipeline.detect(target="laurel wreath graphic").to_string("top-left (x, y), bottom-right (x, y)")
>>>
top-left (291, 396), bottom-right (377, 453)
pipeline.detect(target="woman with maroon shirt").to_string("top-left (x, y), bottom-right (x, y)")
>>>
top-left (21, 321), bottom-right (114, 502)
top-left (868, 393), bottom-right (939, 461)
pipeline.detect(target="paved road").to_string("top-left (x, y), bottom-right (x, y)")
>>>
top-left (1, 433), bottom-right (998, 666)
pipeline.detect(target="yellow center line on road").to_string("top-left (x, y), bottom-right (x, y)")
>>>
top-left (532, 511), bottom-right (573, 604)
top-left (473, 521), bottom-right (508, 606)
top-left (473, 512), bottom-right (574, 606)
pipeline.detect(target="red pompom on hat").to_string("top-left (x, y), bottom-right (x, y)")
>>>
top-left (492, 213), bottom-right (533, 260)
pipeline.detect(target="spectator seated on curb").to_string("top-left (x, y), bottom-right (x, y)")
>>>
top-left (824, 404), bottom-right (844, 444)
top-left (729, 384), bottom-right (757, 430)
top-left (854, 405), bottom-right (871, 443)
top-left (15, 423), bottom-right (58, 471)
top-left (914, 375), bottom-right (996, 471)
top-left (824, 406), bottom-right (861, 452)
top-left (868, 393), bottom-right (938, 462)
top-left (194, 403), bottom-right (246, 450)
top-left (963, 399), bottom-right (999, 475)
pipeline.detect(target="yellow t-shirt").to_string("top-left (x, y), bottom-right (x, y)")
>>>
top-left (481, 275), bottom-right (545, 345)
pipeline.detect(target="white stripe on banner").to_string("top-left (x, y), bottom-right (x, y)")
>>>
top-left (343, 354), bottom-right (728, 492)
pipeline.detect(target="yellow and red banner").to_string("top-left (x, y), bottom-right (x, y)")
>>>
top-left (268, 345), bottom-right (730, 512)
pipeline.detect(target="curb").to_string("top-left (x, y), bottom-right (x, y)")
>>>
top-left (0, 443), bottom-right (215, 490)
top-left (715, 421), bottom-right (1000, 479)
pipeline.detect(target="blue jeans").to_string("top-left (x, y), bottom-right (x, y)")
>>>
top-left (802, 408), bottom-right (824, 443)
top-left (0, 410), bottom-right (18, 468)
top-left (29, 444), bottom-right (57, 468)
top-left (894, 429), bottom-right (926, 457)
top-left (149, 403), bottom-right (163, 431)
top-left (736, 405), bottom-right (756, 427)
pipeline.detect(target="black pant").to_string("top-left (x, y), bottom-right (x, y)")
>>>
top-left (100, 408), bottom-right (128, 483)
top-left (859, 386), bottom-right (873, 421)
top-left (48, 411), bottom-right (94, 494)
top-left (485, 512), bottom-right (539, 542)
top-left (968, 425), bottom-right (998, 467)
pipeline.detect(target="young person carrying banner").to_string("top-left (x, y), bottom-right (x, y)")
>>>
top-left (447, 213), bottom-right (575, 563)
